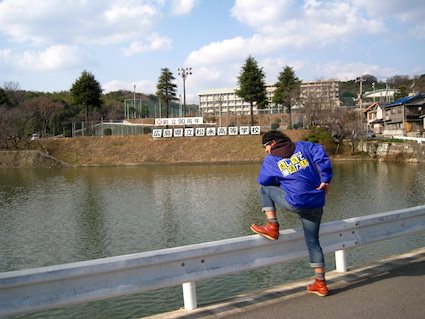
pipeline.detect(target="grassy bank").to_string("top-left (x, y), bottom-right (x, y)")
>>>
top-left (26, 130), bottom-right (310, 167)
top-left (4, 130), bottom-right (384, 168)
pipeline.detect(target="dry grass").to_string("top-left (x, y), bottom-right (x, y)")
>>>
top-left (34, 130), bottom-right (310, 166)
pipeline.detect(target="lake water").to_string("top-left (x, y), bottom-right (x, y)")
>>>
top-left (1, 161), bottom-right (425, 318)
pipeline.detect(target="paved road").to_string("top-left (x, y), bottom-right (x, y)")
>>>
top-left (149, 247), bottom-right (425, 319)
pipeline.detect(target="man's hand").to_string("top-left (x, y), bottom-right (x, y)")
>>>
top-left (316, 182), bottom-right (330, 192)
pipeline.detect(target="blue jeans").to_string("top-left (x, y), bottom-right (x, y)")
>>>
top-left (260, 185), bottom-right (325, 268)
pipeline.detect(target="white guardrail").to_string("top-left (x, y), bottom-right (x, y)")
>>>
top-left (393, 136), bottom-right (425, 144)
top-left (1, 205), bottom-right (425, 317)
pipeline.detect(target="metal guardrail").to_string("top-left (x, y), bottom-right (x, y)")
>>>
top-left (393, 136), bottom-right (425, 144)
top-left (1, 205), bottom-right (425, 317)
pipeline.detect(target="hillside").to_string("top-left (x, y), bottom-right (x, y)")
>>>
top-left (10, 130), bottom-right (312, 166)
top-left (20, 130), bottom-right (310, 167)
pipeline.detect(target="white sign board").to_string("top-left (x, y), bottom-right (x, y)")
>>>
top-left (195, 128), bottom-right (205, 136)
top-left (155, 117), bottom-right (204, 126)
top-left (174, 128), bottom-right (184, 137)
top-left (184, 128), bottom-right (194, 136)
top-left (152, 126), bottom-right (261, 138)
top-left (217, 127), bottom-right (227, 136)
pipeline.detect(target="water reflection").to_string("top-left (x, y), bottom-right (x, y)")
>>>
top-left (1, 162), bottom-right (425, 270)
top-left (1, 162), bottom-right (425, 318)
top-left (324, 161), bottom-right (425, 220)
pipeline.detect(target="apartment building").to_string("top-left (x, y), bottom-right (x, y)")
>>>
top-left (197, 85), bottom-right (276, 116)
top-left (198, 81), bottom-right (340, 116)
top-left (299, 81), bottom-right (340, 109)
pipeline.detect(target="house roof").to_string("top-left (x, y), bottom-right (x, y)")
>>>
top-left (384, 93), bottom-right (425, 108)
top-left (363, 102), bottom-right (381, 113)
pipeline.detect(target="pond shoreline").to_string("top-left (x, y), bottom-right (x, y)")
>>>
top-left (0, 134), bottom-right (423, 168)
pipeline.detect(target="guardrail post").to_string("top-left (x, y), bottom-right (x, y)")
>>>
top-left (182, 281), bottom-right (197, 310)
top-left (335, 250), bottom-right (348, 272)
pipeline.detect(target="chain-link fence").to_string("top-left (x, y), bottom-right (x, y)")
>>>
top-left (69, 112), bottom-right (307, 138)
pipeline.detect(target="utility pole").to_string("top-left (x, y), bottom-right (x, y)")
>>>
top-left (356, 75), bottom-right (365, 109)
top-left (178, 67), bottom-right (192, 117)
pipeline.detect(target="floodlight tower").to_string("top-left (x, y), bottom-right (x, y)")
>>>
top-left (178, 67), bottom-right (192, 116)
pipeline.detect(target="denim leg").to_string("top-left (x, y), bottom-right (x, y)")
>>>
top-left (298, 208), bottom-right (325, 268)
top-left (259, 185), bottom-right (294, 212)
top-left (259, 185), bottom-right (325, 267)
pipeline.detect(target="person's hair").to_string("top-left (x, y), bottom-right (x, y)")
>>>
top-left (262, 130), bottom-right (290, 145)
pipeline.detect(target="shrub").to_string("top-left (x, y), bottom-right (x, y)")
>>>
top-left (302, 127), bottom-right (336, 154)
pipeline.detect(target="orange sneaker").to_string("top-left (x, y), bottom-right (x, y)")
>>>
top-left (307, 279), bottom-right (329, 296)
top-left (250, 222), bottom-right (279, 240)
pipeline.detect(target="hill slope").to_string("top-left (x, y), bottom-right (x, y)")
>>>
top-left (30, 131), bottom-right (309, 167)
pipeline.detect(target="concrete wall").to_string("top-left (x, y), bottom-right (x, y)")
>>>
top-left (359, 141), bottom-right (425, 162)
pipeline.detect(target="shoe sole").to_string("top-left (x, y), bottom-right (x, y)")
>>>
top-left (307, 289), bottom-right (328, 297)
top-left (250, 226), bottom-right (279, 240)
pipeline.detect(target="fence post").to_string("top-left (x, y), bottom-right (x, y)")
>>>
top-left (335, 250), bottom-right (348, 272)
top-left (182, 281), bottom-right (197, 310)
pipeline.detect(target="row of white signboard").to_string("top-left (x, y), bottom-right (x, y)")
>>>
top-left (154, 117), bottom-right (204, 126)
top-left (152, 126), bottom-right (261, 138)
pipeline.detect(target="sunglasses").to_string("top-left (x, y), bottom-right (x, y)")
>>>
top-left (262, 140), bottom-right (273, 147)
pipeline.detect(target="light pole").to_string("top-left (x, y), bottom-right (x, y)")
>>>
top-left (178, 67), bottom-right (192, 116)
top-left (133, 84), bottom-right (136, 119)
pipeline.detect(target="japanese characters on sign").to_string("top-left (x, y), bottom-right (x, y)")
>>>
top-left (152, 126), bottom-right (261, 138)
top-left (155, 117), bottom-right (204, 126)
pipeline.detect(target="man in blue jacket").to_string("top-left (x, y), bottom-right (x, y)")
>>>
top-left (251, 130), bottom-right (333, 296)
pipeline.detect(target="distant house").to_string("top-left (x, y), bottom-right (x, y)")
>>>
top-left (383, 93), bottom-right (425, 136)
top-left (364, 102), bottom-right (384, 134)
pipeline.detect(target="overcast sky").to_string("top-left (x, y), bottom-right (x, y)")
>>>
top-left (0, 0), bottom-right (424, 104)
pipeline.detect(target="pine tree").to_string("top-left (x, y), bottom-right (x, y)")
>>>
top-left (273, 66), bottom-right (301, 128)
top-left (70, 70), bottom-right (102, 129)
top-left (236, 56), bottom-right (267, 125)
top-left (156, 68), bottom-right (178, 118)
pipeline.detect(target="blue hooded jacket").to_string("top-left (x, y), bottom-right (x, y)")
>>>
top-left (257, 141), bottom-right (333, 209)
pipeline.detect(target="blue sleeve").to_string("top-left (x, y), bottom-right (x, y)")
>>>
top-left (310, 143), bottom-right (333, 183)
top-left (257, 156), bottom-right (280, 186)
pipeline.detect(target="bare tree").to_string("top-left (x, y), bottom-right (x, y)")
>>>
top-left (302, 86), bottom-right (366, 155)
top-left (0, 104), bottom-right (33, 149)
top-left (327, 109), bottom-right (365, 155)
top-left (302, 90), bottom-right (332, 127)
top-left (22, 97), bottom-right (64, 137)
top-left (2, 81), bottom-right (23, 107)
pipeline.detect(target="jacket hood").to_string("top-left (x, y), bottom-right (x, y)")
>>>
top-left (270, 139), bottom-right (296, 158)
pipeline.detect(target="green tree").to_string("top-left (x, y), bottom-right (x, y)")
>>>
top-left (395, 85), bottom-right (408, 100)
top-left (272, 66), bottom-right (301, 128)
top-left (156, 68), bottom-right (178, 118)
top-left (70, 70), bottom-right (102, 129)
top-left (236, 56), bottom-right (267, 125)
